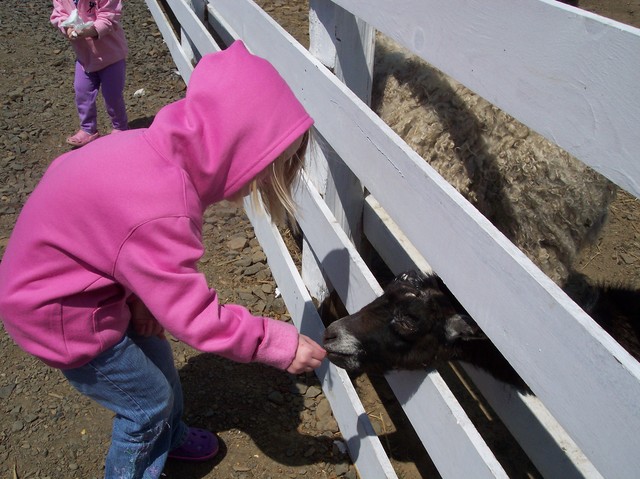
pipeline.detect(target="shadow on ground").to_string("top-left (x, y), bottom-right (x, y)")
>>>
top-left (161, 352), bottom-right (341, 478)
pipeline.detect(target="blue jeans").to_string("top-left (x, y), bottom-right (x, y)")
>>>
top-left (62, 332), bottom-right (188, 479)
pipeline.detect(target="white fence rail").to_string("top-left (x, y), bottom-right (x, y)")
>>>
top-left (143, 0), bottom-right (640, 477)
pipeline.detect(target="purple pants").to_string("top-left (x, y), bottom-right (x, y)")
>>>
top-left (74, 59), bottom-right (128, 134)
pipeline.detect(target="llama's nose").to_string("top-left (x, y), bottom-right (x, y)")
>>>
top-left (323, 326), bottom-right (338, 344)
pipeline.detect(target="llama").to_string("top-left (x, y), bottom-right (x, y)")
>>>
top-left (371, 35), bottom-right (615, 285)
top-left (323, 270), bottom-right (640, 390)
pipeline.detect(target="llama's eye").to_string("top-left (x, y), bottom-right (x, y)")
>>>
top-left (391, 314), bottom-right (420, 336)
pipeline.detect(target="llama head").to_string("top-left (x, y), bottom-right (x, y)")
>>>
top-left (323, 270), bottom-right (484, 374)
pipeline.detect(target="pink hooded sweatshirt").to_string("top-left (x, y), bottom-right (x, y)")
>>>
top-left (51, 0), bottom-right (127, 73)
top-left (0, 41), bottom-right (313, 370)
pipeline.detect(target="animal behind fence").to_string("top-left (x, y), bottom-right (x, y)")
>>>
top-left (371, 35), bottom-right (616, 286)
top-left (323, 270), bottom-right (640, 391)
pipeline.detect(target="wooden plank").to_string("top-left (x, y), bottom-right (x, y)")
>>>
top-left (206, 2), bottom-right (640, 477)
top-left (242, 198), bottom-right (398, 479)
top-left (309, 0), bottom-right (375, 104)
top-left (306, 1), bottom-right (373, 305)
top-left (387, 371), bottom-right (508, 479)
top-left (295, 172), bottom-right (381, 311)
top-left (300, 138), bottom-right (333, 302)
top-left (164, 0), bottom-right (221, 57)
top-left (362, 195), bottom-right (434, 275)
top-left (329, 0), bottom-right (640, 199)
top-left (464, 366), bottom-right (603, 479)
top-left (144, 0), bottom-right (194, 82)
top-left (180, 0), bottom-right (208, 64)
top-left (206, 4), bottom-right (239, 46)
top-left (294, 173), bottom-right (508, 477)
top-left (363, 198), bottom-right (601, 478)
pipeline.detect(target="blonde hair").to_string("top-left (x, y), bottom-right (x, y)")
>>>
top-left (249, 130), bottom-right (309, 226)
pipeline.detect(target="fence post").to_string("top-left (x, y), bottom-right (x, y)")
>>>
top-left (303, 0), bottom-right (375, 303)
top-left (181, 0), bottom-right (207, 63)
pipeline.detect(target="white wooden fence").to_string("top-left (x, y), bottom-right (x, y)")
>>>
top-left (142, 0), bottom-right (640, 477)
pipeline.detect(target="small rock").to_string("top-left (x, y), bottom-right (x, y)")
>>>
top-left (619, 252), bottom-right (636, 264)
top-left (228, 236), bottom-right (248, 251)
top-left (290, 382), bottom-right (308, 396)
top-left (235, 257), bottom-right (252, 267)
top-left (304, 385), bottom-right (322, 399)
top-left (268, 390), bottom-right (285, 405)
top-left (232, 464), bottom-right (253, 472)
top-left (251, 251), bottom-right (267, 263)
top-left (243, 263), bottom-right (264, 276)
top-left (333, 440), bottom-right (348, 456)
top-left (0, 383), bottom-right (16, 399)
top-left (334, 462), bottom-right (350, 476)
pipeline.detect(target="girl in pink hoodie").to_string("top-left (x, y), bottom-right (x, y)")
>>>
top-left (0, 41), bottom-right (325, 478)
top-left (51, 0), bottom-right (129, 147)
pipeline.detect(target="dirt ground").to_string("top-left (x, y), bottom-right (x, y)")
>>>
top-left (0, 1), bottom-right (639, 479)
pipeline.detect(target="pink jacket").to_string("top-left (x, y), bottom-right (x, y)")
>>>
top-left (0, 41), bottom-right (314, 370)
top-left (51, 0), bottom-right (127, 72)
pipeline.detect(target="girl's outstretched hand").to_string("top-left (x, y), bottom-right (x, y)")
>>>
top-left (286, 334), bottom-right (327, 374)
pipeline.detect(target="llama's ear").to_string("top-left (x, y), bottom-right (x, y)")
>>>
top-left (395, 270), bottom-right (427, 288)
top-left (444, 314), bottom-right (484, 342)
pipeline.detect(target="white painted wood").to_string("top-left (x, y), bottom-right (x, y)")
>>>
top-left (464, 366), bottom-right (603, 479)
top-left (309, 0), bottom-right (375, 104)
top-left (363, 195), bottom-right (433, 275)
top-left (204, 3), bottom-right (640, 477)
top-left (316, 137), bottom-right (364, 245)
top-left (301, 132), bottom-right (363, 299)
top-left (307, 1), bottom-right (373, 238)
top-left (301, 237), bottom-right (331, 302)
top-left (309, 7), bottom-right (336, 69)
top-left (386, 371), bottom-right (508, 479)
top-left (329, 0), bottom-right (640, 199)
top-left (300, 136), bottom-right (333, 302)
top-left (144, 0), bottom-right (194, 82)
top-left (295, 172), bottom-right (381, 312)
top-left (306, 1), bottom-right (373, 306)
top-left (242, 198), bottom-right (398, 479)
top-left (163, 0), bottom-right (220, 57)
top-left (364, 196), bottom-right (601, 478)
top-left (294, 172), bottom-right (507, 476)
top-left (180, 0), bottom-right (207, 64)
top-left (206, 4), bottom-right (238, 46)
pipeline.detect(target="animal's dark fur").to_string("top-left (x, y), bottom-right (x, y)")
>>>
top-left (323, 270), bottom-right (639, 390)
top-left (563, 272), bottom-right (640, 359)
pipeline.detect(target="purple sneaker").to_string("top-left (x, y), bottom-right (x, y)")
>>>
top-left (168, 427), bottom-right (219, 462)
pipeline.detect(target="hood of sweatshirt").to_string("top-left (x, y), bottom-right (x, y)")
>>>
top-left (144, 40), bottom-right (313, 206)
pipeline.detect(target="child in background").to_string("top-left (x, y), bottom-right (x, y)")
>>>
top-left (0, 41), bottom-right (325, 478)
top-left (51, 0), bottom-right (129, 147)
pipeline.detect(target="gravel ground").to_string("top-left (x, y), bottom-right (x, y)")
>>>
top-left (1, 1), bottom-right (639, 478)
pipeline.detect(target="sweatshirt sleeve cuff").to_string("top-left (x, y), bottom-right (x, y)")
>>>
top-left (252, 318), bottom-right (299, 370)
